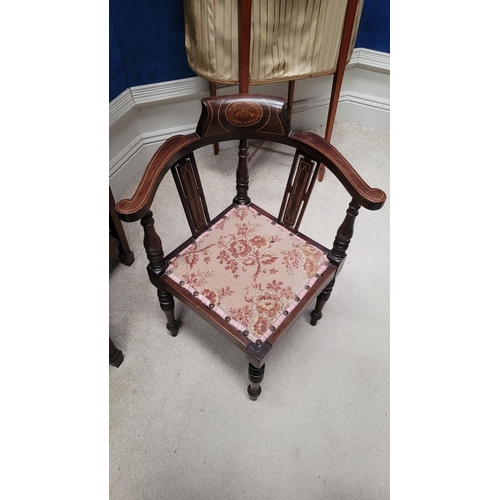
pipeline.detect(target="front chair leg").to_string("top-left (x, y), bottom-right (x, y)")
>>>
top-left (311, 278), bottom-right (335, 326)
top-left (312, 198), bottom-right (360, 325)
top-left (247, 363), bottom-right (265, 401)
top-left (158, 288), bottom-right (179, 336)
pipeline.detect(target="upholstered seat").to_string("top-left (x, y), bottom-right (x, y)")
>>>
top-left (115, 94), bottom-right (386, 400)
top-left (165, 203), bottom-right (332, 344)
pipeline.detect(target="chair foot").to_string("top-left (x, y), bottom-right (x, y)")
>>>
top-left (310, 278), bottom-right (335, 327)
top-left (310, 311), bottom-right (322, 326)
top-left (109, 338), bottom-right (124, 367)
top-left (166, 320), bottom-right (179, 337)
top-left (118, 250), bottom-right (134, 266)
top-left (109, 349), bottom-right (124, 367)
top-left (158, 289), bottom-right (179, 336)
top-left (247, 384), bottom-right (262, 401)
top-left (247, 363), bottom-right (265, 401)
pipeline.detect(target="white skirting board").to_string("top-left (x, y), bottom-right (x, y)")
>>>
top-left (109, 48), bottom-right (389, 199)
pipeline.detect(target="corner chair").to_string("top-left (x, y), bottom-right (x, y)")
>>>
top-left (115, 94), bottom-right (386, 400)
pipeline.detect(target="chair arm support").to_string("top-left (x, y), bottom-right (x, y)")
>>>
top-left (291, 131), bottom-right (386, 210)
top-left (115, 134), bottom-right (201, 222)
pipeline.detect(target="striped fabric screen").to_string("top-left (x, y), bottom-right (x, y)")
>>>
top-left (183, 0), bottom-right (363, 84)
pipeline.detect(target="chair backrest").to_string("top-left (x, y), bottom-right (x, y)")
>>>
top-left (116, 93), bottom-right (385, 279)
top-left (116, 94), bottom-right (385, 228)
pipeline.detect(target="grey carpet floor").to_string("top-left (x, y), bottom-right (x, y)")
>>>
top-left (109, 121), bottom-right (390, 500)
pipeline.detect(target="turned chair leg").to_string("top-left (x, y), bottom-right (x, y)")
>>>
top-left (158, 288), bottom-right (179, 336)
top-left (311, 198), bottom-right (360, 326)
top-left (247, 363), bottom-right (265, 401)
top-left (311, 278), bottom-right (335, 326)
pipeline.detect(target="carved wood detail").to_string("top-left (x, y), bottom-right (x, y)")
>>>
top-left (247, 363), bottom-right (265, 401)
top-left (234, 139), bottom-right (251, 205)
top-left (158, 288), bottom-right (179, 336)
top-left (310, 277), bottom-right (336, 326)
top-left (328, 198), bottom-right (360, 266)
top-left (171, 154), bottom-right (210, 237)
top-left (278, 152), bottom-right (319, 232)
top-left (140, 211), bottom-right (166, 275)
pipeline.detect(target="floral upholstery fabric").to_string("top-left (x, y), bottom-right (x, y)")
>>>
top-left (166, 205), bottom-right (329, 343)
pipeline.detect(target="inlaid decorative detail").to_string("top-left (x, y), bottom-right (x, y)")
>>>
top-left (226, 101), bottom-right (263, 126)
top-left (171, 154), bottom-right (210, 237)
top-left (196, 96), bottom-right (291, 139)
top-left (278, 152), bottom-right (319, 232)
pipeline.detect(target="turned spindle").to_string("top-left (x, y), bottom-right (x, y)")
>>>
top-left (247, 362), bottom-right (265, 401)
top-left (310, 278), bottom-right (336, 326)
top-left (141, 211), bottom-right (166, 274)
top-left (328, 198), bottom-right (360, 266)
top-left (158, 288), bottom-right (179, 336)
top-left (233, 139), bottom-right (251, 205)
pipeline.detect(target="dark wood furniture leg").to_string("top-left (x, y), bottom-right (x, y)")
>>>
top-left (109, 337), bottom-right (124, 367)
top-left (158, 288), bottom-right (179, 336)
top-left (209, 81), bottom-right (219, 156)
top-left (141, 211), bottom-right (179, 335)
top-left (247, 363), bottom-right (265, 401)
top-left (311, 198), bottom-right (360, 325)
top-left (311, 278), bottom-right (336, 326)
top-left (109, 187), bottom-right (134, 265)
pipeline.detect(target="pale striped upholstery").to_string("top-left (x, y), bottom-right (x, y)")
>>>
top-left (183, 0), bottom-right (363, 84)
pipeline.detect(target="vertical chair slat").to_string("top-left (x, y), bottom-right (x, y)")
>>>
top-left (171, 153), bottom-right (211, 238)
top-left (278, 150), bottom-right (319, 233)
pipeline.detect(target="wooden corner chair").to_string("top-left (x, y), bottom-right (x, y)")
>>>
top-left (115, 94), bottom-right (386, 400)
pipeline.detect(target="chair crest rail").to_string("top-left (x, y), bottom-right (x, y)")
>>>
top-left (196, 94), bottom-right (291, 138)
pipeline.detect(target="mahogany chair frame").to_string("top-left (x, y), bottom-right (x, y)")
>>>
top-left (115, 94), bottom-right (385, 400)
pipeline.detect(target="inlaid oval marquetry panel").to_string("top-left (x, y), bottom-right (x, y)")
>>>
top-left (225, 101), bottom-right (263, 126)
top-left (196, 95), bottom-right (291, 139)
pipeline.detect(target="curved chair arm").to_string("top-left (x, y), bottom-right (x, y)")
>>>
top-left (115, 134), bottom-right (201, 222)
top-left (290, 131), bottom-right (386, 210)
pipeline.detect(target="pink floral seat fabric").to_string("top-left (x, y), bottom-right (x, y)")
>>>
top-left (166, 205), bottom-right (329, 343)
